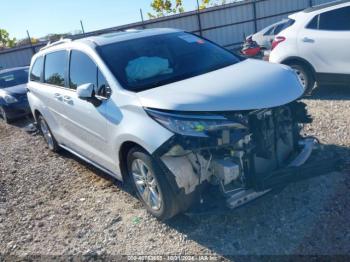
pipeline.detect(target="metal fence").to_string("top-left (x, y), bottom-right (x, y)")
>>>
top-left (0, 0), bottom-right (335, 69)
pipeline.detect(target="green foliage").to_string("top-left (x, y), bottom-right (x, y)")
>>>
top-left (0, 29), bottom-right (16, 48)
top-left (148, 0), bottom-right (185, 19)
top-left (200, 0), bottom-right (244, 9)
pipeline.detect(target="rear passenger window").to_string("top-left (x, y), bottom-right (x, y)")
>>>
top-left (69, 50), bottom-right (97, 90)
top-left (30, 56), bottom-right (44, 82)
top-left (44, 51), bottom-right (67, 87)
top-left (319, 6), bottom-right (350, 31)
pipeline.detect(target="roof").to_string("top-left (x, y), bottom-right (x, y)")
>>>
top-left (0, 66), bottom-right (29, 74)
top-left (78, 28), bottom-right (183, 46)
top-left (303, 0), bottom-right (350, 13)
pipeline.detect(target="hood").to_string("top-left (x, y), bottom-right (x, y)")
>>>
top-left (136, 59), bottom-right (303, 112)
top-left (0, 84), bottom-right (27, 96)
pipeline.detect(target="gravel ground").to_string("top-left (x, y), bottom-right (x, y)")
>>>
top-left (0, 85), bottom-right (349, 259)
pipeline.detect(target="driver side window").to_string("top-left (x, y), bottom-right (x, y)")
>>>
top-left (69, 50), bottom-right (111, 98)
top-left (97, 69), bottom-right (111, 98)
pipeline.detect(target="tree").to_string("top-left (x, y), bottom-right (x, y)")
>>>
top-left (148, 0), bottom-right (185, 19)
top-left (0, 29), bottom-right (16, 48)
top-left (200, 0), bottom-right (244, 9)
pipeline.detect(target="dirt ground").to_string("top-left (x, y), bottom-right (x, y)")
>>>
top-left (0, 85), bottom-right (350, 259)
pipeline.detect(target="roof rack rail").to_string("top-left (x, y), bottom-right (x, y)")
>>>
top-left (124, 28), bottom-right (141, 32)
top-left (40, 38), bottom-right (72, 51)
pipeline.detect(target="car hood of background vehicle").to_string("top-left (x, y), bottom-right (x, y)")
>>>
top-left (1, 84), bottom-right (27, 96)
top-left (136, 59), bottom-right (304, 112)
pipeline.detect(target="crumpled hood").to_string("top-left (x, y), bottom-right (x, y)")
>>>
top-left (0, 84), bottom-right (27, 96)
top-left (136, 59), bottom-right (304, 112)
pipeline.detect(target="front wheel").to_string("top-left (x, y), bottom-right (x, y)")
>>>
top-left (289, 64), bottom-right (316, 96)
top-left (127, 147), bottom-right (181, 220)
top-left (38, 115), bottom-right (60, 152)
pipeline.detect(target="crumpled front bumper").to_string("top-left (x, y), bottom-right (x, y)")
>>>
top-left (253, 138), bottom-right (342, 191)
top-left (156, 136), bottom-right (343, 211)
top-left (225, 138), bottom-right (342, 210)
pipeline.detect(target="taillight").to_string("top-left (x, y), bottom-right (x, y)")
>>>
top-left (271, 36), bottom-right (286, 50)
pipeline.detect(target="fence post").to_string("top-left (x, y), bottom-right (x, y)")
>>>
top-left (26, 30), bottom-right (35, 55)
top-left (196, 0), bottom-right (203, 36)
top-left (140, 9), bottom-right (146, 29)
top-left (309, 0), bottom-right (313, 7)
top-left (253, 0), bottom-right (258, 33)
top-left (80, 20), bottom-right (86, 37)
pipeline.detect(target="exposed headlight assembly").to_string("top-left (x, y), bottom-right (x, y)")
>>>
top-left (0, 93), bottom-right (18, 104)
top-left (145, 108), bottom-right (247, 137)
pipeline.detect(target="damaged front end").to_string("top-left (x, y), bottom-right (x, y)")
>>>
top-left (148, 102), bottom-right (340, 210)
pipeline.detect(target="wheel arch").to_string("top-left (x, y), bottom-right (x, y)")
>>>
top-left (281, 56), bottom-right (316, 77)
top-left (33, 109), bottom-right (42, 122)
top-left (118, 140), bottom-right (149, 181)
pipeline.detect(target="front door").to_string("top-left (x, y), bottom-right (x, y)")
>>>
top-left (60, 50), bottom-right (114, 171)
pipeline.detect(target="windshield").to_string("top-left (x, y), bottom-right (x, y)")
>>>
top-left (0, 69), bottom-right (29, 89)
top-left (97, 32), bottom-right (240, 92)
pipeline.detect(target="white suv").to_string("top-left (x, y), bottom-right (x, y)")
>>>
top-left (28, 28), bottom-right (332, 219)
top-left (269, 0), bottom-right (350, 94)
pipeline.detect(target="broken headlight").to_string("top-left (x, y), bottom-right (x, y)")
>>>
top-left (145, 108), bottom-right (247, 137)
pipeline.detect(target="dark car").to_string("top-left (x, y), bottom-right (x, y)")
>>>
top-left (0, 66), bottom-right (31, 123)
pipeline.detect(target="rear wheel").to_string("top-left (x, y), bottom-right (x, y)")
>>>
top-left (127, 147), bottom-right (181, 220)
top-left (38, 115), bottom-right (60, 152)
top-left (289, 63), bottom-right (316, 96)
top-left (0, 106), bottom-right (10, 124)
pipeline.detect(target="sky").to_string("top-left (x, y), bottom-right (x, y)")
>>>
top-left (1, 0), bottom-right (198, 40)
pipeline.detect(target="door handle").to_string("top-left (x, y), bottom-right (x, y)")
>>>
top-left (302, 37), bottom-right (315, 43)
top-left (63, 95), bottom-right (73, 104)
top-left (54, 93), bottom-right (63, 101)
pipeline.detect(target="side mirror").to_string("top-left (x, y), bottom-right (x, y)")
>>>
top-left (76, 83), bottom-right (102, 107)
top-left (77, 83), bottom-right (94, 99)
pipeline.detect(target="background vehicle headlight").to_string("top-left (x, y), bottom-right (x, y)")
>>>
top-left (145, 108), bottom-right (247, 137)
top-left (1, 94), bottom-right (18, 104)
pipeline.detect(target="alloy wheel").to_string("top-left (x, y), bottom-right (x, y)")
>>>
top-left (131, 158), bottom-right (162, 211)
top-left (40, 118), bottom-right (55, 150)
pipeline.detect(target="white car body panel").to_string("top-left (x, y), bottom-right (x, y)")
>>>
top-left (298, 27), bottom-right (350, 74)
top-left (270, 1), bottom-right (350, 76)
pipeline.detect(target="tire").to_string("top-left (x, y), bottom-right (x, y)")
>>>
top-left (289, 63), bottom-right (316, 96)
top-left (127, 147), bottom-right (181, 220)
top-left (0, 106), bottom-right (10, 124)
top-left (38, 115), bottom-right (60, 152)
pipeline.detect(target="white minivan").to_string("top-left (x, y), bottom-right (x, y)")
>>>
top-left (270, 0), bottom-right (350, 94)
top-left (27, 29), bottom-right (335, 219)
